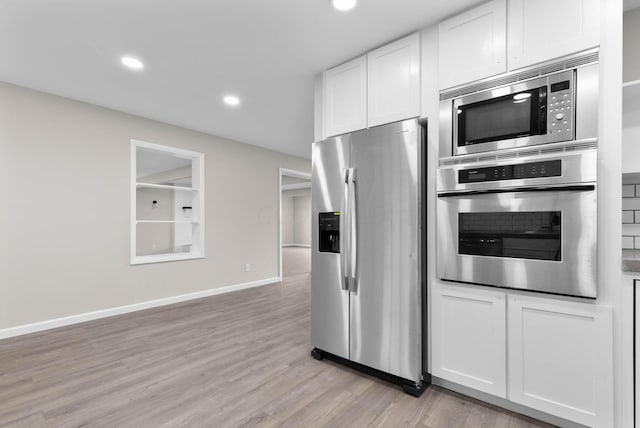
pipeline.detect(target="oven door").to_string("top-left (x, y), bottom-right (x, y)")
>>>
top-left (436, 185), bottom-right (597, 298)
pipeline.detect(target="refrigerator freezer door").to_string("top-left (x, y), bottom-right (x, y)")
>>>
top-left (349, 119), bottom-right (422, 383)
top-left (311, 135), bottom-right (351, 359)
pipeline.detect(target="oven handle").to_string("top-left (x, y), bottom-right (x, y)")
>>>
top-left (437, 184), bottom-right (595, 198)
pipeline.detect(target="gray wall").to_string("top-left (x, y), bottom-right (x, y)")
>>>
top-left (293, 191), bottom-right (311, 246)
top-left (624, 8), bottom-right (640, 83)
top-left (0, 82), bottom-right (310, 329)
top-left (281, 188), bottom-right (311, 246)
top-left (282, 193), bottom-right (295, 245)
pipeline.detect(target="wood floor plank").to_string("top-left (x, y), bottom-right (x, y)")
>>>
top-left (0, 248), bottom-right (553, 427)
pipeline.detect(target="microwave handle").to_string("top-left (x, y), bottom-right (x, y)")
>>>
top-left (539, 86), bottom-right (547, 134)
top-left (437, 184), bottom-right (595, 198)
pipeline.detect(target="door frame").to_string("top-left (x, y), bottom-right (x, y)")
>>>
top-left (278, 168), bottom-right (312, 281)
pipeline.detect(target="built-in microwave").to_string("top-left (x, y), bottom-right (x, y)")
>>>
top-left (439, 49), bottom-right (599, 157)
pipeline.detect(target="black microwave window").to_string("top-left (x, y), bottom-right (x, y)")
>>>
top-left (458, 88), bottom-right (547, 147)
top-left (458, 211), bottom-right (561, 261)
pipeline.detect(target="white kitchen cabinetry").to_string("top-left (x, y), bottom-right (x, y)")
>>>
top-left (507, 294), bottom-right (613, 427)
top-left (507, 0), bottom-right (599, 70)
top-left (323, 56), bottom-right (367, 138)
top-left (367, 33), bottom-right (420, 127)
top-left (431, 282), bottom-right (507, 398)
top-left (438, 0), bottom-right (506, 90)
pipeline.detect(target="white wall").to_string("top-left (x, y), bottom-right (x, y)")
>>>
top-left (0, 82), bottom-right (310, 330)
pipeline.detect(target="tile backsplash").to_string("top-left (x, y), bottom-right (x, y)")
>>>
top-left (622, 182), bottom-right (640, 249)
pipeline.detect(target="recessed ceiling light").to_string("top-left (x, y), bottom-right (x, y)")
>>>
top-left (332, 0), bottom-right (356, 11)
top-left (224, 95), bottom-right (240, 106)
top-left (121, 56), bottom-right (144, 70)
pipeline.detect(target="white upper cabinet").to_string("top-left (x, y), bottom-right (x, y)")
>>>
top-left (438, 0), bottom-right (506, 90)
top-left (367, 33), bottom-right (420, 127)
top-left (431, 282), bottom-right (507, 398)
top-left (508, 294), bottom-right (613, 427)
top-left (323, 55), bottom-right (367, 138)
top-left (508, 0), bottom-right (600, 70)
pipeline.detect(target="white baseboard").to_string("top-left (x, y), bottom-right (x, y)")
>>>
top-left (282, 244), bottom-right (311, 248)
top-left (0, 276), bottom-right (280, 341)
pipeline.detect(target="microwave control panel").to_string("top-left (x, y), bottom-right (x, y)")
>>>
top-left (548, 79), bottom-right (573, 140)
top-left (459, 160), bottom-right (562, 183)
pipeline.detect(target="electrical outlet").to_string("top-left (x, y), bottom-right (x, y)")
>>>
top-left (245, 263), bottom-right (251, 272)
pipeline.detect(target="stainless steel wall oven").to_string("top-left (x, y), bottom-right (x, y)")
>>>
top-left (436, 148), bottom-right (597, 298)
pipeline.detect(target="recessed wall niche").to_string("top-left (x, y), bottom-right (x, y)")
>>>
top-left (130, 140), bottom-right (204, 265)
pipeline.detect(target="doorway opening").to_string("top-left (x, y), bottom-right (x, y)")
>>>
top-left (279, 168), bottom-right (312, 280)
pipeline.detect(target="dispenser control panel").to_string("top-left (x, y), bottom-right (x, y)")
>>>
top-left (318, 212), bottom-right (340, 253)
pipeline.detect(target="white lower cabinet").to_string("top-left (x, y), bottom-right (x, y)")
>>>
top-left (431, 282), bottom-right (507, 398)
top-left (507, 294), bottom-right (613, 427)
top-left (432, 282), bottom-right (614, 426)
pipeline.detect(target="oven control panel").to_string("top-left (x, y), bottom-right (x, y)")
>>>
top-left (459, 160), bottom-right (562, 183)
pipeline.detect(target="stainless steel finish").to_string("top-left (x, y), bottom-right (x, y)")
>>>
top-left (439, 48), bottom-right (599, 101)
top-left (348, 168), bottom-right (358, 293)
top-left (438, 51), bottom-right (599, 159)
top-left (437, 149), bottom-right (597, 193)
top-left (438, 138), bottom-right (597, 167)
top-left (437, 187), bottom-right (597, 298)
top-left (340, 168), bottom-right (349, 291)
top-left (452, 70), bottom-right (575, 156)
top-left (436, 149), bottom-right (597, 298)
top-left (439, 101), bottom-right (453, 158)
top-left (311, 135), bottom-right (350, 359)
top-left (349, 119), bottom-right (422, 382)
top-left (575, 63), bottom-right (599, 141)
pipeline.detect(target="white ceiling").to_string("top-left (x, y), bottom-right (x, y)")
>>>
top-left (0, 0), bottom-right (482, 159)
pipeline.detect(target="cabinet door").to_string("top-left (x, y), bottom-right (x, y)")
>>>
top-left (323, 56), bottom-right (367, 138)
top-left (438, 0), bottom-right (506, 90)
top-left (431, 282), bottom-right (507, 398)
top-left (508, 0), bottom-right (599, 70)
top-left (367, 33), bottom-right (420, 127)
top-left (508, 295), bottom-right (613, 427)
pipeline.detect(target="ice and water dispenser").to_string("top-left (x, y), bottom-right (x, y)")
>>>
top-left (318, 212), bottom-right (340, 253)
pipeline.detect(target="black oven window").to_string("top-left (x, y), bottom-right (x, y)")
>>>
top-left (458, 211), bottom-right (561, 261)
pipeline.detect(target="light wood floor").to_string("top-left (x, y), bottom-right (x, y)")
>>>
top-left (0, 248), bottom-right (552, 427)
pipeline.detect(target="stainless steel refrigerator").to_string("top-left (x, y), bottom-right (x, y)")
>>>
top-left (310, 118), bottom-right (429, 396)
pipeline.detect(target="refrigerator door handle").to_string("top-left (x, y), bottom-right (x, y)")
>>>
top-left (340, 168), bottom-right (350, 291)
top-left (349, 168), bottom-right (358, 293)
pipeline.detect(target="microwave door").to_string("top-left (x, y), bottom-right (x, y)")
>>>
top-left (436, 185), bottom-right (597, 298)
top-left (456, 88), bottom-right (547, 154)
top-left (450, 68), bottom-right (575, 156)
